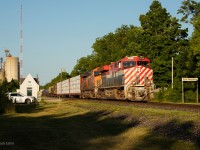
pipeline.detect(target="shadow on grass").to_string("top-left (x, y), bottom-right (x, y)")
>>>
top-left (132, 119), bottom-right (200, 150)
top-left (14, 103), bottom-right (54, 114)
top-left (0, 110), bottom-right (140, 150)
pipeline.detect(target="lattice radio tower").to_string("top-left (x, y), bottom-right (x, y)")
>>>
top-left (20, 3), bottom-right (23, 79)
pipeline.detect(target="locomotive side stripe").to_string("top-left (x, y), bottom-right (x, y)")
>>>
top-left (124, 67), bottom-right (154, 85)
top-left (138, 67), bottom-right (147, 84)
top-left (144, 69), bottom-right (152, 81)
top-left (125, 67), bottom-right (135, 84)
top-left (127, 69), bottom-right (137, 84)
top-left (140, 68), bottom-right (150, 84)
top-left (124, 69), bottom-right (132, 84)
top-left (126, 73), bottom-right (136, 85)
top-left (125, 67), bottom-right (147, 85)
top-left (125, 68), bottom-right (137, 85)
top-left (147, 70), bottom-right (153, 80)
top-left (146, 69), bottom-right (153, 78)
top-left (138, 66), bottom-right (147, 84)
top-left (125, 68), bottom-right (134, 80)
top-left (142, 69), bottom-right (153, 84)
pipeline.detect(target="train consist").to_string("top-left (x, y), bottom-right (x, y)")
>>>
top-left (46, 56), bottom-right (154, 101)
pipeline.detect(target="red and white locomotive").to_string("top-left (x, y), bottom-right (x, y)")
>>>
top-left (49, 56), bottom-right (154, 101)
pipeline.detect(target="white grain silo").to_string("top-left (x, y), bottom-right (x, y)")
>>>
top-left (5, 55), bottom-right (19, 82)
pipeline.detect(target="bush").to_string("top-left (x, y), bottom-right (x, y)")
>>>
top-left (184, 90), bottom-right (198, 103)
top-left (0, 79), bottom-right (19, 114)
top-left (154, 78), bottom-right (199, 103)
top-left (154, 79), bottom-right (182, 103)
top-left (154, 87), bottom-right (182, 103)
top-left (0, 97), bottom-right (15, 114)
top-left (154, 88), bottom-right (165, 102)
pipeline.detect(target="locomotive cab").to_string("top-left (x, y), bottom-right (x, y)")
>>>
top-left (123, 56), bottom-right (154, 101)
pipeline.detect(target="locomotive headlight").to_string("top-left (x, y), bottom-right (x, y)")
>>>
top-left (132, 81), bottom-right (136, 85)
top-left (139, 56), bottom-right (144, 60)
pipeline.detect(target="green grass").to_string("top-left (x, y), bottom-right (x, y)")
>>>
top-left (0, 98), bottom-right (200, 150)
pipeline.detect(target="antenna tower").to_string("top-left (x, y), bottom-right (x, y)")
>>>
top-left (20, 3), bottom-right (23, 79)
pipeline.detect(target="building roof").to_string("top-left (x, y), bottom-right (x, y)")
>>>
top-left (20, 74), bottom-right (39, 85)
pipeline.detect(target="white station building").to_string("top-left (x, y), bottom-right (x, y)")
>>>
top-left (19, 74), bottom-right (40, 98)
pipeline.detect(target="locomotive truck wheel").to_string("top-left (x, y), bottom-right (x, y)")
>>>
top-left (114, 90), bottom-right (125, 100)
top-left (96, 92), bottom-right (101, 99)
top-left (119, 92), bottom-right (125, 100)
top-left (90, 92), bottom-right (96, 99)
top-left (97, 91), bottom-right (104, 99)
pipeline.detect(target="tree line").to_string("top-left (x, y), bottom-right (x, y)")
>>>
top-left (71, 0), bottom-right (200, 86)
top-left (43, 0), bottom-right (200, 101)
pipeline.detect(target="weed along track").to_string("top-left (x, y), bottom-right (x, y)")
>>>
top-left (54, 97), bottom-right (200, 113)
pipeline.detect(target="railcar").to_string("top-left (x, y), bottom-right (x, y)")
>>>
top-left (56, 75), bottom-right (81, 98)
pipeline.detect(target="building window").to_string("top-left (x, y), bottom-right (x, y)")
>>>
top-left (27, 81), bottom-right (32, 86)
top-left (27, 87), bottom-right (32, 96)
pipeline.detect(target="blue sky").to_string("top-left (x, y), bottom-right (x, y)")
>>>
top-left (0, 0), bottom-right (197, 85)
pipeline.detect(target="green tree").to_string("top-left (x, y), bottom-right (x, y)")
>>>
top-left (42, 71), bottom-right (70, 89)
top-left (178, 0), bottom-right (200, 77)
top-left (0, 79), bottom-right (19, 99)
top-left (139, 0), bottom-right (188, 87)
top-left (92, 25), bottom-right (142, 67)
top-left (189, 15), bottom-right (200, 77)
top-left (70, 54), bottom-right (96, 77)
top-left (178, 0), bottom-right (200, 23)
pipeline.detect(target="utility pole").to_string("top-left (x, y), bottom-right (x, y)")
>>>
top-left (61, 69), bottom-right (62, 97)
top-left (172, 57), bottom-right (173, 89)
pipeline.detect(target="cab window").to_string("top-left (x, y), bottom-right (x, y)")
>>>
top-left (123, 61), bottom-right (136, 68)
top-left (137, 61), bottom-right (149, 66)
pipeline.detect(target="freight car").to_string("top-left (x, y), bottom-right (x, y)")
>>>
top-left (57, 75), bottom-right (81, 97)
top-left (48, 56), bottom-right (154, 101)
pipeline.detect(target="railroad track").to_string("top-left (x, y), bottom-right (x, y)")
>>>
top-left (43, 96), bottom-right (200, 113)
top-left (87, 99), bottom-right (200, 113)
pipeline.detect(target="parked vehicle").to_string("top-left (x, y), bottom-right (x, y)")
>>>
top-left (6, 92), bottom-right (36, 104)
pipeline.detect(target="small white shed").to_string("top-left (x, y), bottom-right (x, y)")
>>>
top-left (20, 74), bottom-right (39, 98)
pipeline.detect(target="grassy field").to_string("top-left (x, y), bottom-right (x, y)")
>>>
top-left (0, 98), bottom-right (200, 150)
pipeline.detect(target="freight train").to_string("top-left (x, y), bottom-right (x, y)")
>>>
top-left (45, 56), bottom-right (154, 101)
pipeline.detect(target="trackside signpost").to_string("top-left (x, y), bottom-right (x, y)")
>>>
top-left (182, 78), bottom-right (198, 103)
